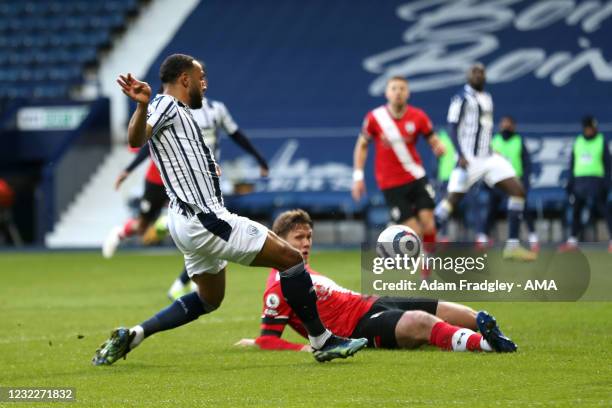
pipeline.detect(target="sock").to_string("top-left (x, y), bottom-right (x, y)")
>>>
top-left (505, 238), bottom-right (519, 250)
top-left (476, 233), bottom-right (489, 244)
top-left (308, 330), bottom-right (333, 350)
top-left (129, 325), bottom-right (144, 349)
top-left (434, 199), bottom-right (452, 222)
top-left (567, 236), bottom-right (578, 245)
top-left (429, 321), bottom-right (492, 352)
top-left (528, 233), bottom-right (538, 244)
top-left (507, 197), bottom-right (524, 240)
top-left (178, 267), bottom-right (190, 285)
top-left (120, 218), bottom-right (138, 239)
top-left (279, 262), bottom-right (326, 339)
top-left (423, 230), bottom-right (436, 254)
top-left (139, 292), bottom-right (215, 338)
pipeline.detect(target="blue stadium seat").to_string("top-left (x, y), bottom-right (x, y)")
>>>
top-left (0, 0), bottom-right (139, 99)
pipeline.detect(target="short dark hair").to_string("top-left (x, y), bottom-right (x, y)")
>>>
top-left (159, 53), bottom-right (196, 84)
top-left (582, 115), bottom-right (597, 128)
top-left (272, 209), bottom-right (313, 238)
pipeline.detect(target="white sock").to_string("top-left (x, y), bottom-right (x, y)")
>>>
top-left (528, 233), bottom-right (538, 244)
top-left (505, 239), bottom-right (519, 250)
top-left (169, 279), bottom-right (184, 293)
top-left (129, 325), bottom-right (145, 349)
top-left (567, 236), bottom-right (578, 245)
top-left (434, 200), bottom-right (452, 221)
top-left (476, 233), bottom-right (488, 244)
top-left (308, 329), bottom-right (332, 350)
top-left (451, 328), bottom-right (493, 352)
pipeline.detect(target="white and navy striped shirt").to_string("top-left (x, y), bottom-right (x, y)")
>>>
top-left (190, 98), bottom-right (238, 159)
top-left (146, 94), bottom-right (224, 213)
top-left (447, 84), bottom-right (494, 159)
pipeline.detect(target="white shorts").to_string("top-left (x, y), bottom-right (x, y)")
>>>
top-left (167, 203), bottom-right (268, 277)
top-left (447, 153), bottom-right (516, 194)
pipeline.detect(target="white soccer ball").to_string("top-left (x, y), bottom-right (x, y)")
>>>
top-left (376, 224), bottom-right (421, 259)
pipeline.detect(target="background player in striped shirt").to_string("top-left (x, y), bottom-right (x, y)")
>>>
top-left (435, 64), bottom-right (536, 261)
top-left (352, 76), bottom-right (445, 270)
top-left (102, 63), bottom-right (269, 261)
top-left (93, 54), bottom-right (367, 365)
top-left (235, 209), bottom-right (517, 353)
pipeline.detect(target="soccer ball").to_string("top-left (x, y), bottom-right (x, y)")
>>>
top-left (376, 224), bottom-right (421, 259)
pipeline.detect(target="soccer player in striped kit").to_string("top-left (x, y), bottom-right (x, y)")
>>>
top-left (352, 76), bottom-right (446, 274)
top-left (102, 62), bottom-right (269, 262)
top-left (93, 54), bottom-right (367, 365)
top-left (435, 64), bottom-right (536, 261)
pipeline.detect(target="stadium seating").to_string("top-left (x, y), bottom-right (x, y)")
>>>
top-left (0, 0), bottom-right (141, 100)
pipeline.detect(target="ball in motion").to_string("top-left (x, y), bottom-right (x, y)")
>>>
top-left (376, 224), bottom-right (421, 259)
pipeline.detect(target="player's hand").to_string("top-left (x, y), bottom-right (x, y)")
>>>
top-left (458, 156), bottom-right (468, 169)
top-left (352, 180), bottom-right (366, 201)
top-left (431, 140), bottom-right (446, 157)
top-left (300, 345), bottom-right (312, 352)
top-left (215, 164), bottom-right (222, 177)
top-left (259, 166), bottom-right (269, 177)
top-left (116, 73), bottom-right (151, 104)
top-left (234, 338), bottom-right (256, 347)
top-left (114, 171), bottom-right (129, 190)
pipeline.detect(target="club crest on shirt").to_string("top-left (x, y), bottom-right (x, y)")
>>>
top-left (247, 225), bottom-right (259, 236)
top-left (405, 121), bottom-right (416, 134)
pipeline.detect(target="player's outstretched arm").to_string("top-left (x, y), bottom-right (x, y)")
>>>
top-left (234, 336), bottom-right (310, 352)
top-left (115, 145), bottom-right (151, 190)
top-left (117, 73), bottom-right (153, 147)
top-left (352, 134), bottom-right (369, 201)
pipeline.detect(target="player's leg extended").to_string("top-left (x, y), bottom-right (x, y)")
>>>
top-left (102, 182), bottom-right (165, 258)
top-left (435, 301), bottom-right (477, 330)
top-left (495, 177), bottom-right (536, 260)
top-left (251, 231), bottom-right (367, 360)
top-left (434, 302), bottom-right (517, 352)
top-left (416, 209), bottom-right (436, 252)
top-left (395, 311), bottom-right (493, 352)
top-left (250, 231), bottom-right (329, 345)
top-left (92, 269), bottom-right (223, 366)
top-left (435, 167), bottom-right (468, 232)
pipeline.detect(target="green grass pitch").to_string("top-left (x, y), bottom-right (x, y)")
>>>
top-left (0, 250), bottom-right (610, 407)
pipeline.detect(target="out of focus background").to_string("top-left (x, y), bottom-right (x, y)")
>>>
top-left (1, 0), bottom-right (611, 249)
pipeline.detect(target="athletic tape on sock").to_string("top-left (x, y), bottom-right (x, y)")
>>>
top-left (507, 196), bottom-right (525, 211)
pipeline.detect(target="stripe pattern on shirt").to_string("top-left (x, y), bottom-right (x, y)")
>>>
top-left (190, 98), bottom-right (239, 159)
top-left (146, 94), bottom-right (224, 213)
top-left (447, 84), bottom-right (494, 159)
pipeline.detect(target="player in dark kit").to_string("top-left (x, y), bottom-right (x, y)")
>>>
top-left (235, 209), bottom-right (517, 353)
top-left (559, 116), bottom-right (612, 252)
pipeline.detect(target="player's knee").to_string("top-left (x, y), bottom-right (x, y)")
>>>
top-left (396, 311), bottom-right (436, 347)
top-left (199, 292), bottom-right (223, 311)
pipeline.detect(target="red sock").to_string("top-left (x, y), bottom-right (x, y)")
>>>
top-left (423, 230), bottom-right (436, 254)
top-left (120, 219), bottom-right (138, 239)
top-left (429, 321), bottom-right (490, 352)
